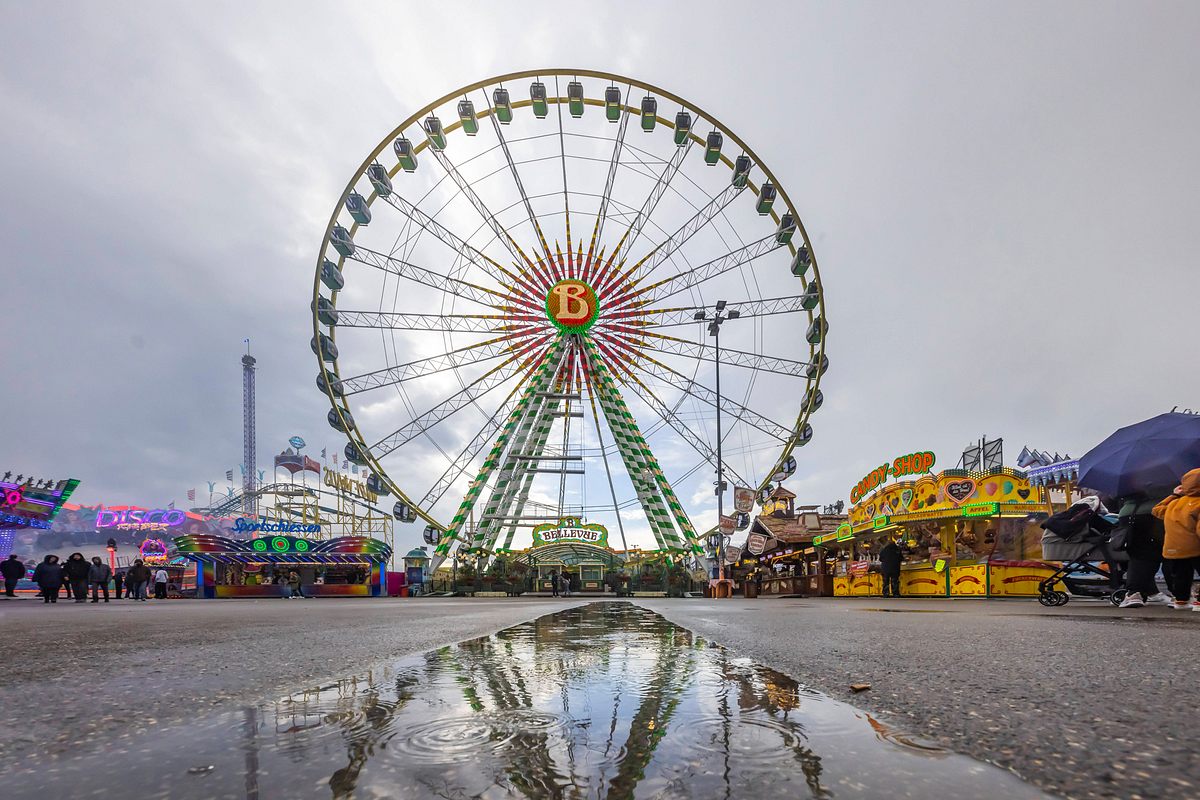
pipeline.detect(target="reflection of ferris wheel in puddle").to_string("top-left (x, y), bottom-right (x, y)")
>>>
top-left (311, 69), bottom-right (828, 566)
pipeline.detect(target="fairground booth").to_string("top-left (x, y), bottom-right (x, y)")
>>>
top-left (738, 487), bottom-right (846, 597)
top-left (174, 533), bottom-right (392, 598)
top-left (817, 450), bottom-right (1059, 597)
top-left (505, 517), bottom-right (624, 593)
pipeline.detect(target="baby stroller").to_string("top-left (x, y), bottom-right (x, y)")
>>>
top-left (1037, 497), bottom-right (1127, 606)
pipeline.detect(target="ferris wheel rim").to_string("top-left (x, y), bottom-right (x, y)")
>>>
top-left (312, 69), bottom-right (827, 536)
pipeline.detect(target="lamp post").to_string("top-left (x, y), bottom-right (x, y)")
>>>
top-left (694, 301), bottom-right (741, 591)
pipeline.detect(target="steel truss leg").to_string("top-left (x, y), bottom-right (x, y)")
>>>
top-left (434, 339), bottom-right (566, 561)
top-left (581, 339), bottom-right (702, 555)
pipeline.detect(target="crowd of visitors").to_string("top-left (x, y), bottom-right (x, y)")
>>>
top-left (5, 553), bottom-right (171, 604)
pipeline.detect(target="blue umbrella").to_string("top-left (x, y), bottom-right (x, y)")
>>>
top-left (1078, 412), bottom-right (1200, 496)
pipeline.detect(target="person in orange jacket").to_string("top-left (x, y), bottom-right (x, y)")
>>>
top-left (1152, 468), bottom-right (1200, 609)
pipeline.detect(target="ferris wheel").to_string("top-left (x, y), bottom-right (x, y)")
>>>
top-left (311, 69), bottom-right (827, 565)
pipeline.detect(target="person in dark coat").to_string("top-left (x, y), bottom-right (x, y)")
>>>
top-left (88, 556), bottom-right (112, 603)
top-left (31, 555), bottom-right (64, 603)
top-left (879, 538), bottom-right (902, 598)
top-left (126, 559), bottom-right (152, 601)
top-left (113, 569), bottom-right (125, 600)
top-left (63, 552), bottom-right (91, 604)
top-left (549, 570), bottom-right (559, 597)
top-left (2, 554), bottom-right (26, 597)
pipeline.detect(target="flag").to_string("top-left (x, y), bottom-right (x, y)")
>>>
top-left (225, 469), bottom-right (234, 481)
top-left (187, 488), bottom-right (196, 502)
top-left (207, 481), bottom-right (216, 494)
top-left (321, 447), bottom-right (327, 460)
top-left (333, 451), bottom-right (338, 465)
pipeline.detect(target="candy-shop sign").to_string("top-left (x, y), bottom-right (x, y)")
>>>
top-left (849, 451), bottom-right (936, 504)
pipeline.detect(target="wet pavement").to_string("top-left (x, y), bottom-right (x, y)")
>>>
top-left (1, 602), bottom-right (1048, 799)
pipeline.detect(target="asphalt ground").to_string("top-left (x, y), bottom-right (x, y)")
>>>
top-left (0, 597), bottom-right (587, 765)
top-left (638, 597), bottom-right (1200, 800)
top-left (1, 595), bottom-right (1196, 799)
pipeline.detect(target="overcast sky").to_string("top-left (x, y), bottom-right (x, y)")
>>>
top-left (3, 1), bottom-right (1197, 553)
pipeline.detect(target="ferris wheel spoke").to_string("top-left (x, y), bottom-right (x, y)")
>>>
top-left (369, 340), bottom-right (551, 458)
top-left (486, 99), bottom-right (556, 269)
top-left (629, 331), bottom-right (813, 377)
top-left (610, 367), bottom-right (752, 490)
top-left (608, 294), bottom-right (813, 328)
top-left (340, 334), bottom-right (544, 395)
top-left (346, 245), bottom-right (537, 313)
top-left (418, 389), bottom-right (522, 511)
top-left (597, 182), bottom-right (745, 298)
top-left (587, 84), bottom-right (632, 261)
top-left (593, 331), bottom-right (792, 442)
top-left (588, 138), bottom-right (691, 289)
top-left (333, 309), bottom-right (546, 334)
top-left (425, 146), bottom-right (553, 288)
top-left (607, 233), bottom-right (785, 309)
top-left (554, 77), bottom-right (574, 273)
top-left (377, 192), bottom-right (520, 293)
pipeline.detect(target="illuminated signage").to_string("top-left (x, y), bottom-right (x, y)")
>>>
top-left (249, 536), bottom-right (312, 553)
top-left (96, 508), bottom-right (186, 531)
top-left (961, 502), bottom-right (999, 518)
top-left (532, 516), bottom-right (609, 547)
top-left (872, 516), bottom-right (891, 529)
top-left (139, 538), bottom-right (170, 565)
top-left (324, 470), bottom-right (378, 503)
top-left (835, 522), bottom-right (855, 542)
top-left (0, 476), bottom-right (79, 530)
top-left (234, 518), bottom-right (321, 534)
top-left (545, 279), bottom-right (599, 333)
top-left (849, 451), bottom-right (936, 504)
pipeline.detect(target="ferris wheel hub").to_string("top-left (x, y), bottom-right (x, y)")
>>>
top-left (545, 279), bottom-right (599, 334)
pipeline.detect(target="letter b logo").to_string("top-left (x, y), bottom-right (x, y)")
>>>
top-left (546, 280), bottom-right (597, 332)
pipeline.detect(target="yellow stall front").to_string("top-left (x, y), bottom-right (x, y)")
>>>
top-left (822, 464), bottom-right (1065, 598)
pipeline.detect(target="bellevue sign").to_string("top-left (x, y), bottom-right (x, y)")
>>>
top-left (531, 517), bottom-right (609, 548)
top-left (849, 451), bottom-right (936, 504)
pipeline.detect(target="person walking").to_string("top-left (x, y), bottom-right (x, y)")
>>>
top-left (1118, 493), bottom-right (1171, 608)
top-left (549, 570), bottom-right (559, 597)
top-left (63, 552), bottom-right (91, 604)
top-left (559, 571), bottom-right (571, 598)
top-left (32, 555), bottom-right (64, 603)
top-left (287, 570), bottom-right (307, 599)
top-left (153, 567), bottom-right (169, 600)
top-left (113, 569), bottom-right (125, 600)
top-left (88, 557), bottom-right (112, 603)
top-left (126, 559), bottom-right (151, 601)
top-left (2, 554), bottom-right (25, 597)
top-left (1152, 468), bottom-right (1200, 610)
top-left (879, 538), bottom-right (902, 598)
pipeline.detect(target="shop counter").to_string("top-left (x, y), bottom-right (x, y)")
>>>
top-left (211, 583), bottom-right (373, 598)
top-left (761, 576), bottom-right (806, 596)
top-left (899, 566), bottom-right (947, 596)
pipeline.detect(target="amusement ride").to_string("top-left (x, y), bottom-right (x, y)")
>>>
top-left (310, 69), bottom-right (827, 570)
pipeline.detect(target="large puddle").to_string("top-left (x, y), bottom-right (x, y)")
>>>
top-left (8, 602), bottom-right (1049, 798)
